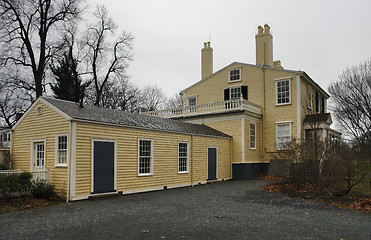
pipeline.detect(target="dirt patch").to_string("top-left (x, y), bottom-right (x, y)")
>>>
top-left (0, 197), bottom-right (62, 214)
top-left (260, 176), bottom-right (371, 213)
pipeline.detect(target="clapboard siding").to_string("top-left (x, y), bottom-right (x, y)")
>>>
top-left (12, 102), bottom-right (69, 196)
top-left (74, 122), bottom-right (231, 197)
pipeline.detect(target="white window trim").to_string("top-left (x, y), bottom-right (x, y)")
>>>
top-left (228, 67), bottom-right (242, 83)
top-left (55, 133), bottom-right (69, 167)
top-left (275, 77), bottom-right (292, 106)
top-left (229, 85), bottom-right (242, 100)
top-left (250, 123), bottom-right (256, 150)
top-left (275, 122), bottom-right (292, 150)
top-left (186, 95), bottom-right (198, 107)
top-left (178, 141), bottom-right (189, 174)
top-left (308, 85), bottom-right (312, 109)
top-left (138, 138), bottom-right (154, 176)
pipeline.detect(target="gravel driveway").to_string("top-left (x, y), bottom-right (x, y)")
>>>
top-left (1, 180), bottom-right (370, 240)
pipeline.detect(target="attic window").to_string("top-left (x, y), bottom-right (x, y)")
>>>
top-left (37, 106), bottom-right (42, 115)
top-left (229, 68), bottom-right (241, 82)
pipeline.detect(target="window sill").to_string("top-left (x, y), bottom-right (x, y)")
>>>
top-left (178, 171), bottom-right (189, 174)
top-left (228, 80), bottom-right (242, 84)
top-left (275, 102), bottom-right (292, 106)
top-left (55, 164), bottom-right (68, 168)
top-left (250, 148), bottom-right (256, 150)
top-left (138, 173), bottom-right (153, 177)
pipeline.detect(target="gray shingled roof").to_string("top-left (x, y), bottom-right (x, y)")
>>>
top-left (303, 113), bottom-right (331, 123)
top-left (43, 97), bottom-right (231, 138)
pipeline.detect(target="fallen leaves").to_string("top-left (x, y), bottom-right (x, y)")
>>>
top-left (262, 182), bottom-right (371, 213)
top-left (0, 197), bottom-right (51, 214)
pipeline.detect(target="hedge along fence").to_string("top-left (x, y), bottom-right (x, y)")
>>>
top-left (0, 172), bottom-right (55, 199)
top-left (0, 172), bottom-right (33, 198)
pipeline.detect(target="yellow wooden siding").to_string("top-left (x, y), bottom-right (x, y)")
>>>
top-left (183, 64), bottom-right (301, 162)
top-left (203, 119), bottom-right (242, 163)
top-left (74, 122), bottom-right (231, 197)
top-left (12, 102), bottom-right (69, 196)
top-left (185, 63), bottom-right (264, 106)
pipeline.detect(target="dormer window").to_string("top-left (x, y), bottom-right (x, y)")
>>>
top-left (229, 68), bottom-right (241, 82)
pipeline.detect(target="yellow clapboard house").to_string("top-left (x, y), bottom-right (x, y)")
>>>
top-left (144, 24), bottom-right (341, 179)
top-left (11, 97), bottom-right (232, 201)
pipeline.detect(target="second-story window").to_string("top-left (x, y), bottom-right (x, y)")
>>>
top-left (230, 86), bottom-right (241, 100)
top-left (188, 97), bottom-right (197, 112)
top-left (229, 68), bottom-right (241, 82)
top-left (276, 78), bottom-right (291, 105)
top-left (316, 91), bottom-right (320, 113)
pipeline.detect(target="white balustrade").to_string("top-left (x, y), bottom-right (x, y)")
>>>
top-left (142, 99), bottom-right (261, 118)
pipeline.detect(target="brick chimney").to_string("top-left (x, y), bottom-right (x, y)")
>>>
top-left (201, 41), bottom-right (213, 79)
top-left (255, 24), bottom-right (273, 67)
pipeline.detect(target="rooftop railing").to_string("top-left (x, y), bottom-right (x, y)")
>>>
top-left (142, 99), bottom-right (261, 118)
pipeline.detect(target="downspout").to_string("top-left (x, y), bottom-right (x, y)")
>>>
top-left (67, 120), bottom-right (72, 202)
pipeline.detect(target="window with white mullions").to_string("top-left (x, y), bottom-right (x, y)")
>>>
top-left (139, 139), bottom-right (153, 175)
top-left (276, 123), bottom-right (291, 149)
top-left (250, 123), bottom-right (256, 149)
top-left (230, 86), bottom-right (241, 100)
top-left (178, 142), bottom-right (188, 173)
top-left (229, 68), bottom-right (241, 82)
top-left (57, 135), bottom-right (67, 164)
top-left (276, 79), bottom-right (290, 105)
top-left (36, 143), bottom-right (45, 167)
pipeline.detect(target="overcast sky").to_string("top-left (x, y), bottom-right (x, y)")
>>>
top-left (88, 0), bottom-right (371, 99)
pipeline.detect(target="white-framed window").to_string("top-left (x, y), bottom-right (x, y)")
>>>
top-left (188, 97), bottom-right (197, 112)
top-left (230, 86), bottom-right (241, 100)
top-left (276, 78), bottom-right (291, 105)
top-left (229, 68), bottom-right (241, 82)
top-left (276, 122), bottom-right (291, 149)
top-left (55, 134), bottom-right (68, 166)
top-left (178, 142), bottom-right (189, 173)
top-left (250, 123), bottom-right (256, 149)
top-left (138, 138), bottom-right (153, 176)
top-left (308, 85), bottom-right (312, 109)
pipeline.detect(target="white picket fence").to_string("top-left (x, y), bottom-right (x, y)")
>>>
top-left (0, 169), bottom-right (49, 182)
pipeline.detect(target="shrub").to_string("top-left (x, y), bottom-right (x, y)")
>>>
top-left (0, 163), bottom-right (9, 170)
top-left (18, 172), bottom-right (33, 194)
top-left (0, 174), bottom-right (20, 198)
top-left (31, 180), bottom-right (55, 199)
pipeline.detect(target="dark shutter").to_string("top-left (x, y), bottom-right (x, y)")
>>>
top-left (241, 85), bottom-right (248, 100)
top-left (224, 89), bottom-right (230, 101)
top-left (321, 96), bottom-right (325, 113)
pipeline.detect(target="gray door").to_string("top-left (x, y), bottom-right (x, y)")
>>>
top-left (93, 141), bottom-right (114, 194)
top-left (207, 147), bottom-right (217, 181)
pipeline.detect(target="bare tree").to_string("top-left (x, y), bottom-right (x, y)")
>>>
top-left (328, 59), bottom-right (371, 147)
top-left (166, 93), bottom-right (184, 109)
top-left (82, 5), bottom-right (134, 106)
top-left (0, 77), bottom-right (27, 127)
top-left (98, 78), bottom-right (142, 112)
top-left (0, 0), bottom-right (83, 98)
top-left (141, 85), bottom-right (167, 111)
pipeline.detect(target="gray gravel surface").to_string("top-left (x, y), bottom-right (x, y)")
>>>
top-left (0, 180), bottom-right (370, 240)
